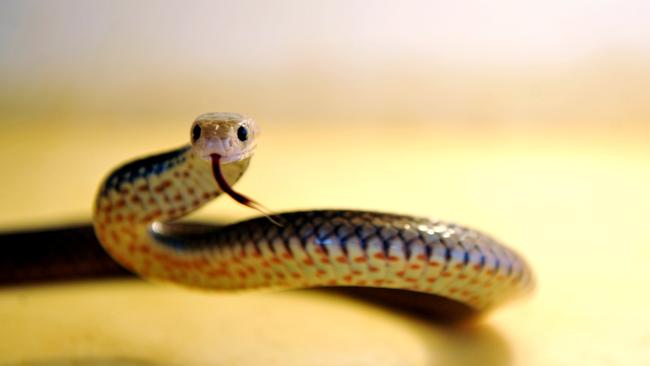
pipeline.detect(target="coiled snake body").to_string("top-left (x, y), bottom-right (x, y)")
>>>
top-left (92, 112), bottom-right (534, 313)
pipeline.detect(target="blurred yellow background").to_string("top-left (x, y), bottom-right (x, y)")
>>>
top-left (1, 1), bottom-right (649, 365)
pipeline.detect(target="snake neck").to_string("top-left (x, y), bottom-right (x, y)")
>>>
top-left (93, 145), bottom-right (250, 274)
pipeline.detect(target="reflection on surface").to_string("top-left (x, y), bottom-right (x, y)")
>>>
top-left (313, 287), bottom-right (479, 324)
top-left (420, 324), bottom-right (510, 366)
top-left (306, 289), bottom-right (511, 366)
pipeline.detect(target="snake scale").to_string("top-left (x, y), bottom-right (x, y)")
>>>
top-left (90, 112), bottom-right (534, 316)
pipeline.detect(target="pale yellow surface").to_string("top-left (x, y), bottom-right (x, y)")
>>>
top-left (0, 121), bottom-right (649, 365)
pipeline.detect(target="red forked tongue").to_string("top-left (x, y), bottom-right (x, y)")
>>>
top-left (210, 154), bottom-right (282, 225)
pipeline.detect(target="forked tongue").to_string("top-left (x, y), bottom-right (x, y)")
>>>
top-left (210, 154), bottom-right (283, 226)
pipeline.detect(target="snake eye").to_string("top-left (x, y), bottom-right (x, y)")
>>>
top-left (237, 126), bottom-right (248, 142)
top-left (192, 124), bottom-right (202, 142)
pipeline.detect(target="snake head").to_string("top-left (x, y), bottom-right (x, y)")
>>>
top-left (190, 112), bottom-right (258, 163)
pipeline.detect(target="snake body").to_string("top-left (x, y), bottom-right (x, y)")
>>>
top-left (92, 113), bottom-right (533, 312)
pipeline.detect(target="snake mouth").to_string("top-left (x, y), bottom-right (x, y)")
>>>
top-left (192, 136), bottom-right (256, 163)
top-left (197, 148), bottom-right (254, 163)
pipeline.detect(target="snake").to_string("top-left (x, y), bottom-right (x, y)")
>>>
top-left (88, 112), bottom-right (534, 317)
